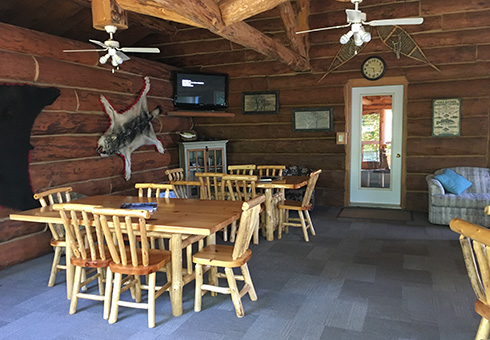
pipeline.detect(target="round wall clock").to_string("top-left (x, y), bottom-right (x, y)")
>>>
top-left (361, 56), bottom-right (387, 81)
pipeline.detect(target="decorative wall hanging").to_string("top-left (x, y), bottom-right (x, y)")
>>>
top-left (293, 107), bottom-right (334, 131)
top-left (432, 98), bottom-right (461, 137)
top-left (318, 39), bottom-right (366, 82)
top-left (242, 91), bottom-right (279, 114)
top-left (0, 84), bottom-right (60, 210)
top-left (96, 76), bottom-right (164, 180)
top-left (377, 25), bottom-right (440, 72)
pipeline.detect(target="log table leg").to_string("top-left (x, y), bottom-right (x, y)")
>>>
top-left (170, 234), bottom-right (183, 316)
top-left (264, 188), bottom-right (274, 241)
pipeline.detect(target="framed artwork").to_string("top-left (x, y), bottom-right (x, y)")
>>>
top-left (293, 107), bottom-right (334, 131)
top-left (242, 91), bottom-right (279, 114)
top-left (432, 98), bottom-right (461, 137)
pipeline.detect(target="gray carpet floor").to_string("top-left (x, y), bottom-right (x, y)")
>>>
top-left (0, 206), bottom-right (480, 339)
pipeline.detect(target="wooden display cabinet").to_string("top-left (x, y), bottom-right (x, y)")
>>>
top-left (178, 140), bottom-right (228, 197)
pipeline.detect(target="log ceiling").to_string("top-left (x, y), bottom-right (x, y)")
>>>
top-left (0, 0), bottom-right (312, 71)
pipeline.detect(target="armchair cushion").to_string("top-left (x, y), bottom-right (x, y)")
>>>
top-left (434, 168), bottom-right (472, 195)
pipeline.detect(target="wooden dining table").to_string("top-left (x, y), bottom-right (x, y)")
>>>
top-left (10, 195), bottom-right (244, 317)
top-left (256, 176), bottom-right (309, 241)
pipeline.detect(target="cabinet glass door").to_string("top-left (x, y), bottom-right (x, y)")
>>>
top-left (188, 149), bottom-right (206, 179)
top-left (207, 148), bottom-right (223, 173)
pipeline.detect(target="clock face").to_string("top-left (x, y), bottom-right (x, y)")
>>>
top-left (361, 57), bottom-right (387, 80)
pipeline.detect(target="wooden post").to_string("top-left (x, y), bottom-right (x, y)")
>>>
top-left (91, 0), bottom-right (128, 31)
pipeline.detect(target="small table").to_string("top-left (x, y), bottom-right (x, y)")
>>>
top-left (256, 176), bottom-right (309, 241)
top-left (10, 196), bottom-right (243, 317)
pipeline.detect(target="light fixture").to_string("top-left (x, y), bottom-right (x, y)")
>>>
top-left (99, 53), bottom-right (110, 64)
top-left (340, 30), bottom-right (354, 44)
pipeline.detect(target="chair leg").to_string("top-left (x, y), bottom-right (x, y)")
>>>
top-left (97, 268), bottom-right (105, 295)
top-left (147, 272), bottom-right (156, 328)
top-left (278, 209), bottom-right (284, 239)
top-left (298, 211), bottom-right (309, 242)
top-left (230, 221), bottom-right (237, 243)
top-left (241, 264), bottom-right (257, 301)
top-left (103, 268), bottom-right (113, 320)
top-left (109, 273), bottom-right (123, 324)
top-left (305, 210), bottom-right (316, 236)
top-left (186, 245), bottom-right (193, 275)
top-left (48, 246), bottom-right (63, 287)
top-left (209, 266), bottom-right (218, 297)
top-left (476, 317), bottom-right (490, 340)
top-left (194, 264), bottom-right (203, 312)
top-left (225, 267), bottom-right (244, 318)
top-left (69, 266), bottom-right (82, 314)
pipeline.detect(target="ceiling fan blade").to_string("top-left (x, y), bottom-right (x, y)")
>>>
top-left (115, 50), bottom-right (131, 61)
top-left (296, 23), bottom-right (351, 34)
top-left (366, 17), bottom-right (424, 26)
top-left (63, 49), bottom-right (107, 52)
top-left (89, 39), bottom-right (109, 49)
top-left (119, 47), bottom-right (161, 53)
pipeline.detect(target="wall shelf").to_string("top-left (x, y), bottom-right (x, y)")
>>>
top-left (167, 111), bottom-right (235, 117)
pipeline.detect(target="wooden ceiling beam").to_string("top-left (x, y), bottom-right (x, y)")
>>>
top-left (278, 1), bottom-right (307, 58)
top-left (116, 0), bottom-right (309, 71)
top-left (219, 0), bottom-right (288, 26)
top-left (91, 0), bottom-right (128, 31)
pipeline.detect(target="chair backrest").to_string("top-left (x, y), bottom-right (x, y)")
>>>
top-left (135, 183), bottom-right (174, 198)
top-left (233, 195), bottom-right (265, 259)
top-left (165, 168), bottom-right (191, 198)
top-left (196, 172), bottom-right (224, 200)
top-left (302, 169), bottom-right (322, 208)
top-left (34, 187), bottom-right (73, 240)
top-left (256, 165), bottom-right (286, 177)
top-left (228, 164), bottom-right (256, 175)
top-left (92, 207), bottom-right (152, 267)
top-left (222, 174), bottom-right (258, 201)
top-left (450, 218), bottom-right (490, 309)
top-left (52, 203), bottom-right (106, 262)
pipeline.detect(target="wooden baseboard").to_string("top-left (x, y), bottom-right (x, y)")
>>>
top-left (0, 231), bottom-right (52, 270)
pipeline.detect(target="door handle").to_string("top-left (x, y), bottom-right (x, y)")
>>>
top-left (396, 153), bottom-right (401, 158)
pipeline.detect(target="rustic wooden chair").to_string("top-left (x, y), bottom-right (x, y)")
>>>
top-left (33, 187), bottom-right (73, 287)
top-left (165, 168), bottom-right (190, 198)
top-left (52, 203), bottom-right (111, 318)
top-left (193, 195), bottom-right (264, 318)
top-left (135, 183), bottom-right (174, 198)
top-left (196, 172), bottom-right (225, 200)
top-left (135, 182), bottom-right (201, 276)
top-left (256, 165), bottom-right (286, 177)
top-left (228, 164), bottom-right (256, 175)
top-left (222, 174), bottom-right (260, 244)
top-left (450, 218), bottom-right (490, 340)
top-left (92, 207), bottom-right (172, 328)
top-left (277, 169), bottom-right (322, 242)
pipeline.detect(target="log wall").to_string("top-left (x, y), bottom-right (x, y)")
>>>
top-left (0, 22), bottom-right (191, 269)
top-left (152, 0), bottom-right (490, 211)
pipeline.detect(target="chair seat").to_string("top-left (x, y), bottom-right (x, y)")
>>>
top-left (70, 247), bottom-right (112, 268)
top-left (193, 244), bottom-right (252, 267)
top-left (277, 200), bottom-right (312, 211)
top-left (110, 249), bottom-right (171, 275)
top-left (50, 237), bottom-right (66, 247)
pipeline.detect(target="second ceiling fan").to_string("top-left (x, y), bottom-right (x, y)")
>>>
top-left (296, 0), bottom-right (424, 46)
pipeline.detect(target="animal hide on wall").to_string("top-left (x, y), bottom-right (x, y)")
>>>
top-left (0, 84), bottom-right (60, 210)
top-left (96, 76), bottom-right (164, 180)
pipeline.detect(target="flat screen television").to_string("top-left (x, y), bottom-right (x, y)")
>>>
top-left (173, 72), bottom-right (228, 111)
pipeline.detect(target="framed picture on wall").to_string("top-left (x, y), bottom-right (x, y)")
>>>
top-left (293, 107), bottom-right (334, 131)
top-left (432, 98), bottom-right (461, 137)
top-left (242, 91), bottom-right (279, 114)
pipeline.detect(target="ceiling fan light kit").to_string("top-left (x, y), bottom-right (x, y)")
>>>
top-left (297, 0), bottom-right (423, 48)
top-left (63, 24), bottom-right (160, 70)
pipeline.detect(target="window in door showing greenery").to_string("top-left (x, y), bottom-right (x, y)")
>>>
top-left (362, 113), bottom-right (380, 162)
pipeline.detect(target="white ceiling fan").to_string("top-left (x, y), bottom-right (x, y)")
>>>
top-left (63, 25), bottom-right (160, 68)
top-left (296, 0), bottom-right (423, 46)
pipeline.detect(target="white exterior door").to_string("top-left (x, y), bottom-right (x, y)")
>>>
top-left (350, 85), bottom-right (403, 207)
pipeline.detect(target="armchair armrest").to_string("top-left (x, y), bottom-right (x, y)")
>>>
top-left (426, 174), bottom-right (445, 196)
